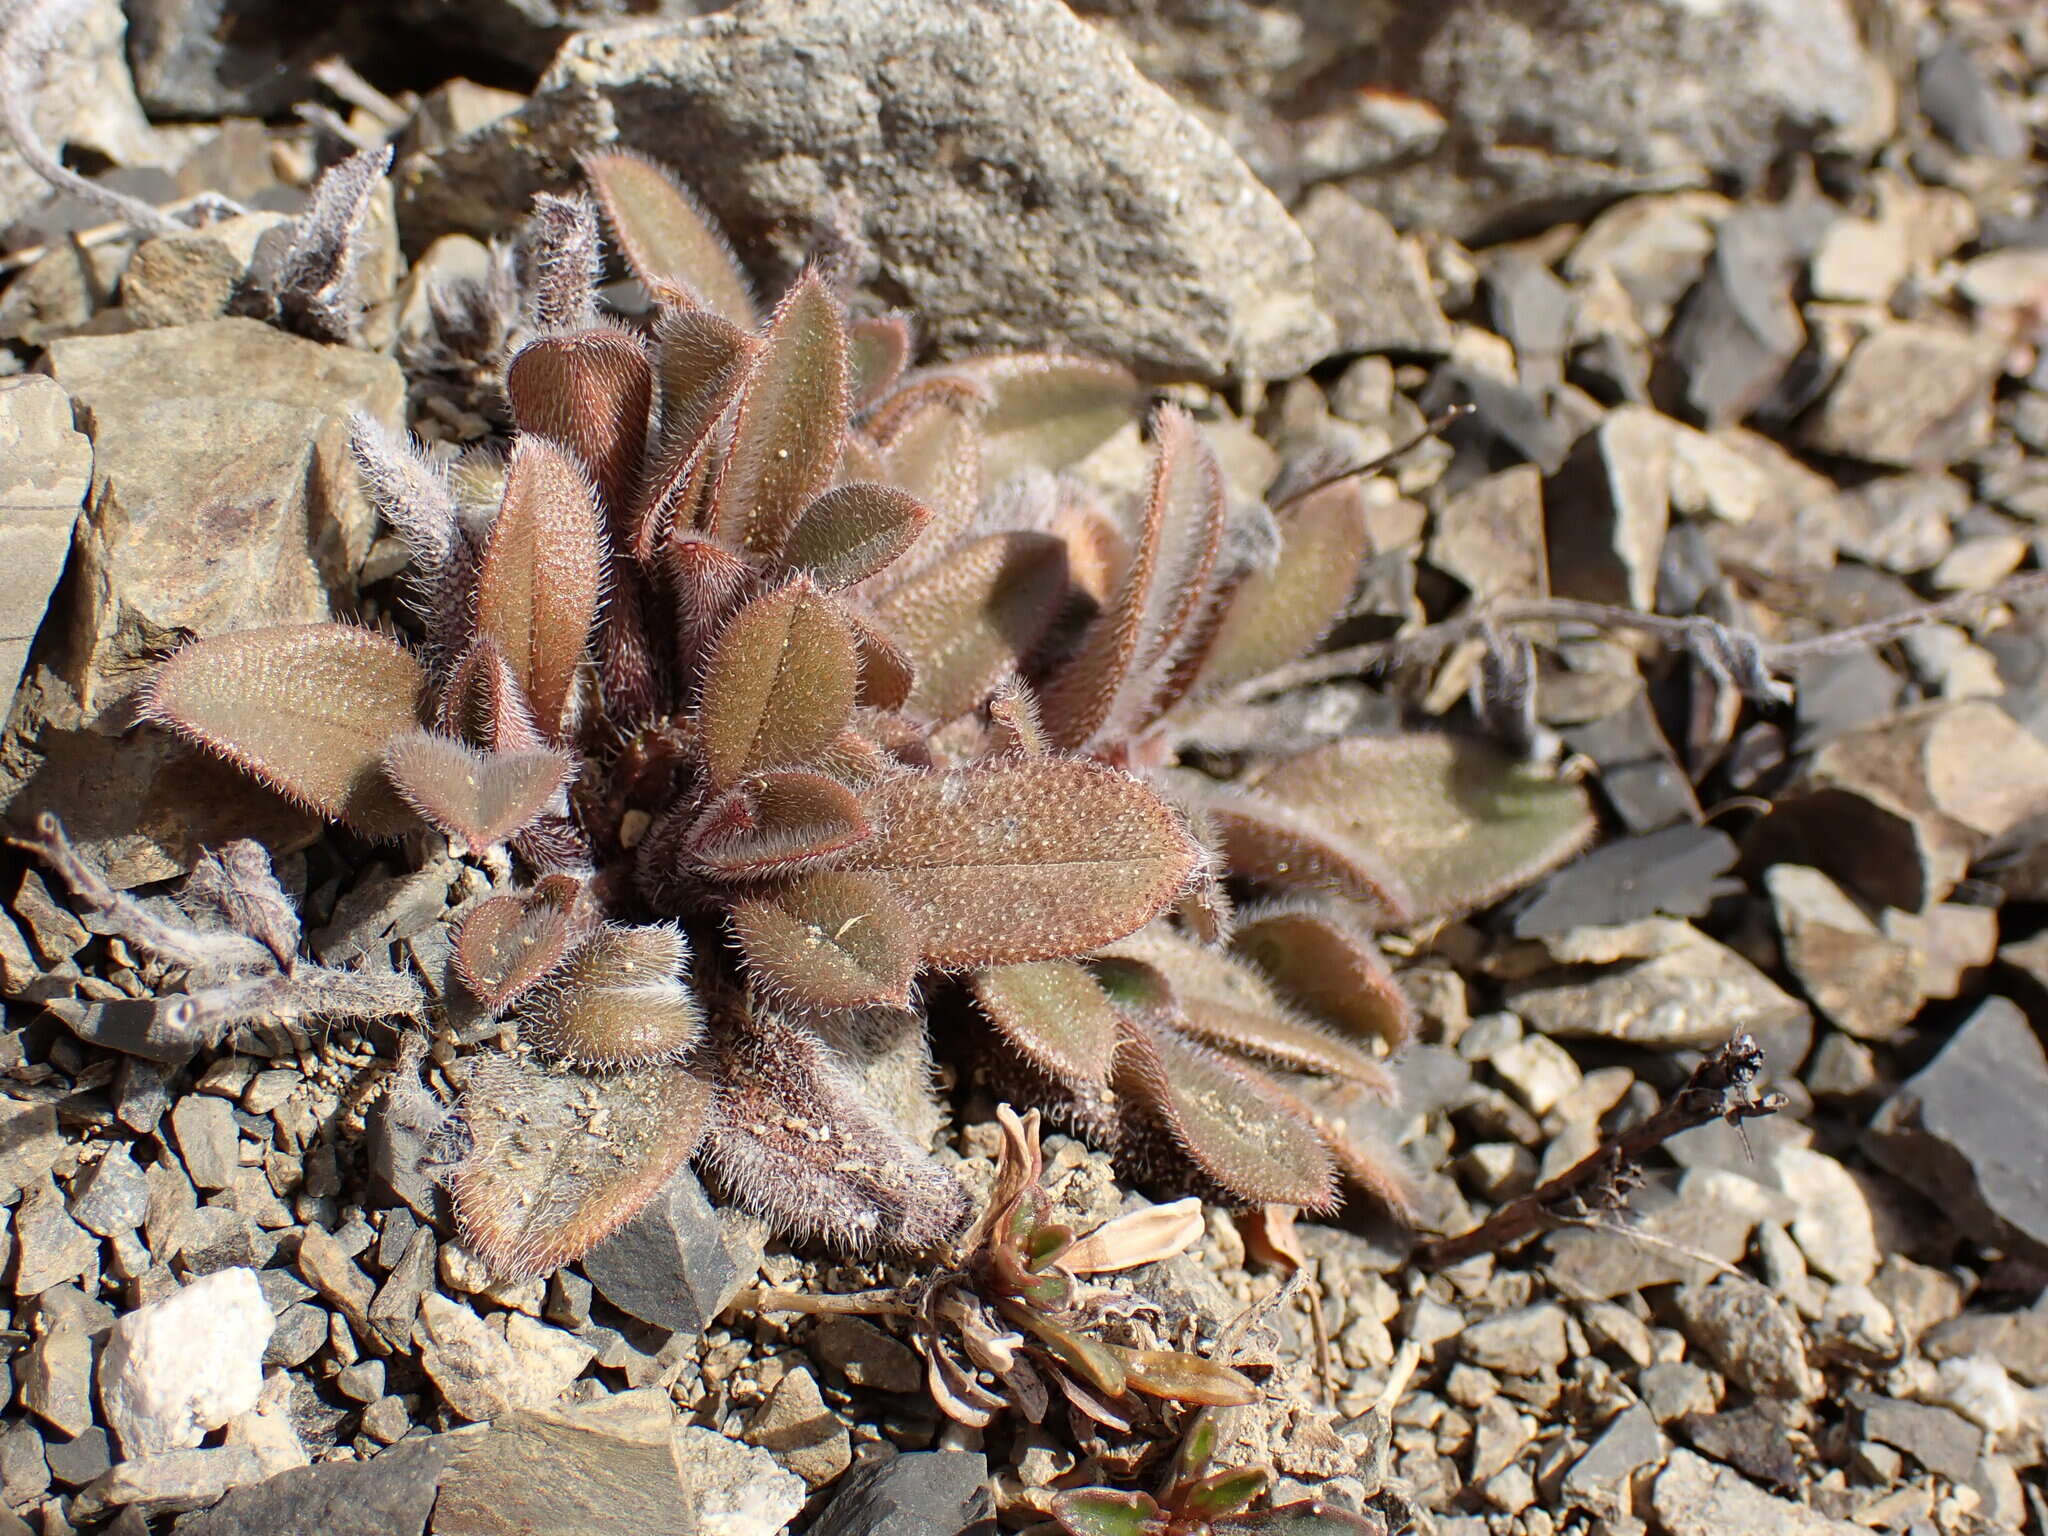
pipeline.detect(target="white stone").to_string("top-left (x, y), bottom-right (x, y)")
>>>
top-left (1771, 1147), bottom-right (1880, 1287)
top-left (98, 1267), bottom-right (274, 1457)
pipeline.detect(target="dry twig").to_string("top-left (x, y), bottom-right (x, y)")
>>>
top-left (1417, 1032), bottom-right (1786, 1268)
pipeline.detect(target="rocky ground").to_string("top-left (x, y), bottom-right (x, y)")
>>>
top-left (1, 0), bottom-right (2048, 1533)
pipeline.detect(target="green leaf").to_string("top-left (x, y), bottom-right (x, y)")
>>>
top-left (1170, 1407), bottom-right (1222, 1487)
top-left (452, 889), bottom-right (575, 1012)
top-left (1025, 1222), bottom-right (1075, 1271)
top-left (580, 148), bottom-right (757, 329)
top-left (1050, 1489), bottom-right (1162, 1536)
top-left (711, 269), bottom-right (849, 556)
top-left (1114, 1348), bottom-right (1260, 1409)
top-left (382, 730), bottom-right (569, 850)
top-left (729, 870), bottom-right (921, 1011)
top-left (841, 759), bottom-right (1201, 967)
top-left (778, 482), bottom-right (933, 589)
top-left (143, 624), bottom-right (426, 838)
top-left (696, 580), bottom-right (859, 789)
top-left (998, 1296), bottom-right (1127, 1397)
top-left (450, 1054), bottom-right (710, 1278)
top-left (1181, 1466), bottom-right (1272, 1516)
top-left (872, 531), bottom-right (1070, 721)
top-left (473, 435), bottom-right (605, 737)
top-left (1252, 733), bottom-right (1597, 921)
top-left (970, 960), bottom-right (1122, 1098)
top-left (515, 923), bottom-right (703, 1066)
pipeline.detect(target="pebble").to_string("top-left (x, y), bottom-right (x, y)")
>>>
top-left (1849, 1391), bottom-right (1982, 1482)
top-left (1653, 1448), bottom-right (1861, 1536)
top-left (296, 1221), bottom-right (377, 1335)
top-left (580, 1166), bottom-right (757, 1336)
top-left (73, 1445), bottom-right (267, 1521)
top-left (808, 1450), bottom-right (993, 1536)
top-left (0, 1098), bottom-right (61, 1202)
top-left (42, 1427), bottom-right (112, 1490)
top-left (744, 1365), bottom-right (853, 1488)
top-left (167, 1433), bottom-right (448, 1536)
top-left (67, 1147), bottom-right (150, 1237)
top-left (11, 1172), bottom-right (100, 1297)
top-left (1458, 1304), bottom-right (1570, 1376)
top-left (263, 1302), bottom-right (327, 1369)
top-left (98, 1266), bottom-right (274, 1457)
top-left (20, 1286), bottom-right (106, 1438)
top-left (413, 1293), bottom-right (590, 1422)
top-left (1560, 1405), bottom-right (1663, 1519)
top-left (1770, 1146), bottom-right (1880, 1286)
top-left (811, 1315), bottom-right (925, 1395)
top-left (1671, 1277), bottom-right (1820, 1403)
top-left (169, 1096), bottom-right (240, 1192)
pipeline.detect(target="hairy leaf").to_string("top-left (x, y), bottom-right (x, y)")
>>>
top-left (1174, 775), bottom-right (1412, 923)
top-left (450, 1054), bottom-right (709, 1277)
top-left (944, 353), bottom-right (1145, 483)
top-left (874, 531), bottom-right (1070, 721)
top-left (666, 535), bottom-right (756, 675)
top-left (844, 606), bottom-right (917, 713)
top-left (698, 1010), bottom-right (969, 1253)
top-left (848, 310), bottom-right (912, 408)
top-left (503, 325), bottom-right (653, 517)
top-left (696, 580), bottom-right (859, 788)
top-left (1050, 1490), bottom-right (1160, 1536)
top-left (270, 143), bottom-right (391, 342)
top-left (439, 638), bottom-right (544, 754)
top-left (1042, 405), bottom-right (1225, 748)
top-left (640, 306), bottom-right (756, 549)
top-left (1115, 1012), bottom-right (1338, 1211)
top-left (971, 960), bottom-right (1120, 1099)
top-left (687, 771), bottom-right (872, 876)
top-left (144, 624), bottom-right (426, 837)
top-left (730, 870), bottom-right (920, 1010)
top-left (778, 483), bottom-right (933, 589)
top-left (873, 383), bottom-right (985, 570)
top-left (842, 760), bottom-right (1201, 967)
top-left (1232, 904), bottom-right (1413, 1049)
top-left (1182, 479), bottom-right (1371, 706)
top-left (453, 890), bottom-right (575, 1012)
top-left (1254, 733), bottom-right (1598, 921)
top-left (581, 148), bottom-right (757, 329)
top-left (474, 436), bottom-right (605, 736)
top-left (382, 730), bottom-right (570, 849)
top-left (521, 192), bottom-right (601, 331)
top-left (712, 269), bottom-right (849, 556)
top-left (517, 923), bottom-right (702, 1066)
top-left (1102, 930), bottom-right (1394, 1094)
top-left (986, 678), bottom-right (1049, 757)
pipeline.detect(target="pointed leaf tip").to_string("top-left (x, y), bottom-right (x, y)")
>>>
top-left (581, 148), bottom-right (757, 330)
top-left (144, 624), bottom-right (426, 838)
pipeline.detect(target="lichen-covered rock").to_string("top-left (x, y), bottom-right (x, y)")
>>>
top-left (398, 0), bottom-right (1333, 380)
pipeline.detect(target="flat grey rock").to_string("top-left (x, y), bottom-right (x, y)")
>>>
top-left (0, 377), bottom-right (91, 724)
top-left (170, 1434), bottom-right (448, 1536)
top-left (579, 1165), bottom-right (754, 1337)
top-left (808, 1451), bottom-right (996, 1536)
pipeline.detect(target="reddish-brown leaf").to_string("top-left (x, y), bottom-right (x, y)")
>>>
top-left (971, 960), bottom-right (1121, 1098)
top-left (873, 531), bottom-right (1069, 722)
top-left (777, 483), bottom-right (933, 589)
top-left (1231, 903), bottom-right (1414, 1050)
top-left (580, 148), bottom-right (757, 329)
top-left (686, 770), bottom-right (872, 876)
top-left (698, 1010), bottom-right (970, 1253)
top-left (843, 605), bottom-right (917, 713)
top-left (473, 436), bottom-right (605, 737)
top-left (1252, 733), bottom-right (1598, 921)
top-left (665, 535), bottom-right (756, 676)
top-left (729, 869), bottom-right (920, 1010)
top-left (453, 889), bottom-right (575, 1012)
top-left (638, 306), bottom-right (756, 551)
top-left (696, 579), bottom-right (859, 788)
top-left (1115, 1010), bottom-right (1339, 1211)
top-left (438, 638), bottom-right (544, 754)
top-left (939, 352), bottom-right (1144, 483)
top-left (503, 326), bottom-right (652, 519)
top-left (450, 1054), bottom-right (710, 1278)
top-left (1181, 479), bottom-right (1371, 706)
top-left (382, 730), bottom-right (570, 849)
top-left (986, 677), bottom-right (1049, 757)
top-left (517, 923), bottom-right (703, 1066)
top-left (710, 269), bottom-right (849, 556)
top-left (1173, 774), bottom-right (1413, 924)
top-left (143, 624), bottom-right (426, 838)
top-left (873, 385), bottom-right (985, 572)
top-left (1041, 405), bottom-right (1225, 748)
top-left (840, 759), bottom-right (1201, 967)
top-left (848, 310), bottom-right (913, 409)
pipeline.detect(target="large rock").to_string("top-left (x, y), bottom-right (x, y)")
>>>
top-left (1867, 997), bottom-right (2048, 1265)
top-left (169, 1435), bottom-right (449, 1536)
top-left (1073, 0), bottom-right (1889, 241)
top-left (398, 0), bottom-right (1333, 381)
top-left (0, 377), bottom-right (90, 722)
top-left (98, 1268), bottom-right (274, 1458)
top-left (39, 319), bottom-right (404, 720)
top-left (0, 0), bottom-right (165, 231)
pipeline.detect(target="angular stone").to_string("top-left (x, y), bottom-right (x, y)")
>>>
top-left (1802, 323), bottom-right (2005, 468)
top-left (0, 376), bottom-right (91, 722)
top-left (413, 1293), bottom-right (585, 1422)
top-left (1769, 1146), bottom-right (1879, 1287)
top-left (0, 1097), bottom-right (62, 1203)
top-left (43, 1427), bottom-right (112, 1491)
top-left (21, 1287), bottom-right (106, 1439)
top-left (169, 1096), bottom-right (240, 1192)
top-left (1848, 1393), bottom-right (1981, 1482)
top-left (295, 1221), bottom-right (376, 1334)
top-left (67, 1146), bottom-right (151, 1237)
top-left (1663, 207), bottom-right (1810, 428)
top-left (400, 0), bottom-right (1331, 381)
top-left (1671, 1277), bottom-right (1819, 1402)
top-left (1765, 865), bottom-right (1923, 1041)
top-left (169, 1433), bottom-right (449, 1536)
top-left (366, 1225), bottom-right (436, 1354)
top-left (120, 213), bottom-right (288, 329)
top-left (1544, 406), bottom-right (1671, 611)
top-left (262, 1303), bottom-right (327, 1369)
top-left (743, 1366), bottom-right (852, 1489)
top-left (100, 1267), bottom-right (274, 1457)
top-left (808, 1450), bottom-right (994, 1536)
top-left (1296, 186), bottom-right (1450, 357)
top-left (1560, 1405), bottom-right (1662, 1519)
top-left (1653, 1450), bottom-right (1862, 1536)
top-left (580, 1165), bottom-right (756, 1337)
top-left (1676, 1404), bottom-right (1802, 1492)
top-left (73, 1445), bottom-right (267, 1522)
top-left (1923, 1312), bottom-right (2048, 1387)
top-left (1430, 466), bottom-right (1546, 603)
top-left (11, 1172), bottom-right (99, 1297)
top-left (1832, 473), bottom-right (1964, 577)
top-left (1867, 997), bottom-right (2048, 1264)
top-left (1510, 919), bottom-right (1807, 1051)
top-left (1458, 1304), bottom-right (1569, 1377)
top-left (1514, 825), bottom-right (1736, 936)
top-left (37, 319), bottom-right (405, 722)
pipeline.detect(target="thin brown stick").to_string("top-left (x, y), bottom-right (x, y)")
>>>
top-left (735, 1285), bottom-right (915, 1318)
top-left (1416, 1033), bottom-right (1786, 1269)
